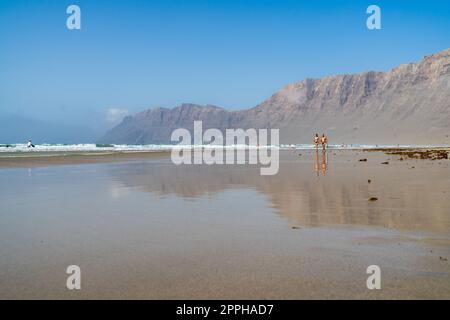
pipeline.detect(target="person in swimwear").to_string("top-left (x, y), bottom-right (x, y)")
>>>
top-left (321, 134), bottom-right (328, 150)
top-left (314, 133), bottom-right (319, 149)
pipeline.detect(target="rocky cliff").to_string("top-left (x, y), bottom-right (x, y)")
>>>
top-left (100, 48), bottom-right (450, 145)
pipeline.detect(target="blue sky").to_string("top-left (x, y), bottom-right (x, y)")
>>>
top-left (0, 0), bottom-right (449, 131)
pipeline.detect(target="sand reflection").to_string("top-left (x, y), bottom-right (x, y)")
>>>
top-left (314, 149), bottom-right (328, 176)
top-left (107, 151), bottom-right (450, 233)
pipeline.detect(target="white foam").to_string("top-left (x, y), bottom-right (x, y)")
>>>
top-left (0, 143), bottom-right (448, 154)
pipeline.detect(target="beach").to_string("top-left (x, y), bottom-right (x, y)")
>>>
top-left (0, 150), bottom-right (169, 168)
top-left (0, 149), bottom-right (449, 299)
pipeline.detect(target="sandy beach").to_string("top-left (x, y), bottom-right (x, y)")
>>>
top-left (0, 149), bottom-right (449, 299)
top-left (0, 150), bottom-right (170, 168)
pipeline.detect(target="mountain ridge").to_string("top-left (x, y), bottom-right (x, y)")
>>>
top-left (100, 48), bottom-right (450, 145)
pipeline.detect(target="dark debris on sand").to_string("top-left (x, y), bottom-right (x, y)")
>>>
top-left (366, 149), bottom-right (449, 160)
top-left (363, 148), bottom-right (449, 162)
top-left (390, 150), bottom-right (448, 160)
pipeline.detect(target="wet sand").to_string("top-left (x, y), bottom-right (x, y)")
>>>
top-left (0, 151), bottom-right (169, 168)
top-left (0, 150), bottom-right (449, 299)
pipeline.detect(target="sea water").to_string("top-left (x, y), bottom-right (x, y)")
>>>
top-left (1, 143), bottom-right (447, 154)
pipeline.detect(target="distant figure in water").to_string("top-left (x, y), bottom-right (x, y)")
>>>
top-left (27, 140), bottom-right (35, 148)
top-left (321, 134), bottom-right (328, 150)
top-left (314, 133), bottom-right (319, 149)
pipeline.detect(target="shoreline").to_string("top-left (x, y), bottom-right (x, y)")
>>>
top-left (0, 147), bottom-right (448, 169)
top-left (0, 150), bottom-right (171, 168)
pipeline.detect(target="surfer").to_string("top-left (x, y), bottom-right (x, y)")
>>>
top-left (27, 140), bottom-right (35, 148)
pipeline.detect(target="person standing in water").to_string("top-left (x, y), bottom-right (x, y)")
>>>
top-left (27, 140), bottom-right (35, 148)
top-left (314, 133), bottom-right (319, 149)
top-left (321, 134), bottom-right (328, 150)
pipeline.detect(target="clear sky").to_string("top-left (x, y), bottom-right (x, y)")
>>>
top-left (0, 0), bottom-right (449, 131)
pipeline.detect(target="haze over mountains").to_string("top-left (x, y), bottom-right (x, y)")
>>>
top-left (101, 48), bottom-right (450, 145)
top-left (0, 115), bottom-right (98, 144)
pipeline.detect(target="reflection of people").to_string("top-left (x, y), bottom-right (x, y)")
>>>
top-left (27, 140), bottom-right (35, 148)
top-left (321, 149), bottom-right (327, 175)
top-left (314, 149), bottom-right (328, 176)
top-left (314, 149), bottom-right (320, 176)
top-left (321, 134), bottom-right (328, 150)
top-left (314, 133), bottom-right (319, 149)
